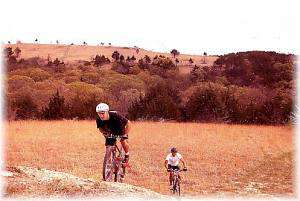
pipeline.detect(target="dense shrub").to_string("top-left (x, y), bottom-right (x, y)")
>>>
top-left (96, 71), bottom-right (145, 97)
top-left (111, 62), bottom-right (130, 74)
top-left (185, 82), bottom-right (227, 121)
top-left (67, 81), bottom-right (104, 101)
top-left (66, 94), bottom-right (100, 119)
top-left (92, 54), bottom-right (110, 67)
top-left (9, 68), bottom-right (51, 82)
top-left (128, 82), bottom-right (181, 120)
top-left (138, 55), bottom-right (151, 70)
top-left (13, 95), bottom-right (38, 120)
top-left (7, 75), bottom-right (35, 91)
top-left (80, 72), bottom-right (100, 84)
top-left (213, 51), bottom-right (295, 87)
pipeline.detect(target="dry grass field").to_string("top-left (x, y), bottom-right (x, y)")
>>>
top-left (4, 121), bottom-right (295, 197)
top-left (7, 43), bottom-right (218, 67)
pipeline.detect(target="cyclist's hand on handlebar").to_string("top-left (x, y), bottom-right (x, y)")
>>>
top-left (183, 167), bottom-right (188, 171)
top-left (102, 132), bottom-right (110, 138)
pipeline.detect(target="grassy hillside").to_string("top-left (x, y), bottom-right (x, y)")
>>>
top-left (7, 43), bottom-right (218, 67)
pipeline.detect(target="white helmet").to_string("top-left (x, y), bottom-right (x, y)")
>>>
top-left (96, 103), bottom-right (109, 112)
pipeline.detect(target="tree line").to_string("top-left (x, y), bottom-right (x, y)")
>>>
top-left (4, 46), bottom-right (296, 124)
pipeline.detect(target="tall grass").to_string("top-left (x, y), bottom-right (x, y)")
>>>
top-left (5, 121), bottom-right (294, 195)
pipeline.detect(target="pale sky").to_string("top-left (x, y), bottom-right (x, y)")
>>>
top-left (1, 0), bottom-right (299, 55)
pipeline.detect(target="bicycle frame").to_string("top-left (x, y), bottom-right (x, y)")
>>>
top-left (172, 170), bottom-right (181, 179)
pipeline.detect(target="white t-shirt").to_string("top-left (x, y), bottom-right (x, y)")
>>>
top-left (165, 153), bottom-right (182, 166)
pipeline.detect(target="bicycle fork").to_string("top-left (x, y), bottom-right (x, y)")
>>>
top-left (113, 145), bottom-right (126, 182)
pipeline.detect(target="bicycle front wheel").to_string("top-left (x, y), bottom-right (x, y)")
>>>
top-left (173, 179), bottom-right (180, 196)
top-left (114, 148), bottom-right (125, 182)
top-left (103, 146), bottom-right (115, 181)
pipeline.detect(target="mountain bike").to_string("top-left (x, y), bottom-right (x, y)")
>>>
top-left (102, 134), bottom-right (126, 182)
top-left (169, 168), bottom-right (187, 196)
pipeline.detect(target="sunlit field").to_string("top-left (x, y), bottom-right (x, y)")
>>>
top-left (4, 120), bottom-right (294, 196)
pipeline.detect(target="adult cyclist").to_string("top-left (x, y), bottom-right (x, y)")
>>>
top-left (96, 103), bottom-right (131, 164)
top-left (164, 147), bottom-right (187, 188)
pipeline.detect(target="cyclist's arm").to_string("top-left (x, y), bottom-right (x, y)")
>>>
top-left (180, 158), bottom-right (187, 169)
top-left (124, 120), bottom-right (131, 134)
top-left (164, 160), bottom-right (169, 170)
top-left (98, 127), bottom-right (109, 137)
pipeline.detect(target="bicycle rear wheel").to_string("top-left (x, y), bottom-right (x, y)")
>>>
top-left (103, 146), bottom-right (115, 181)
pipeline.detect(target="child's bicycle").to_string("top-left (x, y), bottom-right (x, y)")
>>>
top-left (168, 168), bottom-right (187, 196)
top-left (102, 134), bottom-right (127, 182)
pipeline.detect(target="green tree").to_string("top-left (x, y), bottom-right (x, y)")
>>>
top-left (119, 55), bottom-right (125, 62)
top-left (112, 51), bottom-right (120, 61)
top-left (42, 90), bottom-right (66, 119)
top-left (4, 47), bottom-right (13, 58)
top-left (170, 49), bottom-right (180, 58)
top-left (189, 58), bottom-right (194, 65)
top-left (14, 47), bottom-right (21, 58)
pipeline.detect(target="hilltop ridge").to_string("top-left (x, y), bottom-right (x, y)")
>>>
top-left (6, 43), bottom-right (218, 66)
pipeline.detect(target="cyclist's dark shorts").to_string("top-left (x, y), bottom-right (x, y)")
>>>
top-left (168, 164), bottom-right (180, 171)
top-left (105, 134), bottom-right (128, 146)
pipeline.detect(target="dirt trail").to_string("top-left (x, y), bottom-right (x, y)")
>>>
top-left (3, 166), bottom-right (168, 199)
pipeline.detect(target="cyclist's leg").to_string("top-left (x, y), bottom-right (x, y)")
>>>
top-left (169, 172), bottom-right (173, 186)
top-left (168, 165), bottom-right (173, 186)
top-left (120, 139), bottom-right (129, 153)
top-left (120, 135), bottom-right (129, 162)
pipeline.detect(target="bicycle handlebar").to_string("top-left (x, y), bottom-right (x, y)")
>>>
top-left (105, 133), bottom-right (120, 139)
top-left (168, 169), bottom-right (187, 172)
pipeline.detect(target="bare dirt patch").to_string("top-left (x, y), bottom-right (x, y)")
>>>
top-left (4, 165), bottom-right (167, 199)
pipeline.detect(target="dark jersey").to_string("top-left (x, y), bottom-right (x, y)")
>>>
top-left (96, 111), bottom-right (128, 136)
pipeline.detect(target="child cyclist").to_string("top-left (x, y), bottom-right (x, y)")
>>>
top-left (164, 147), bottom-right (187, 188)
